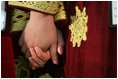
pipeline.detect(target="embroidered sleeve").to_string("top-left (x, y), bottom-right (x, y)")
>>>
top-left (8, 1), bottom-right (60, 15)
top-left (54, 2), bottom-right (67, 22)
top-left (10, 8), bottom-right (30, 32)
top-left (9, 1), bottom-right (67, 32)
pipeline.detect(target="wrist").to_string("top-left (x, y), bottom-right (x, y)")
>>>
top-left (30, 10), bottom-right (53, 20)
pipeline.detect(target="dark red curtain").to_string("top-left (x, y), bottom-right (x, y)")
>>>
top-left (1, 36), bottom-right (16, 78)
top-left (64, 1), bottom-right (117, 78)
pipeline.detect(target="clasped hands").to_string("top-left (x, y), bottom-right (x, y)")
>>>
top-left (18, 10), bottom-right (64, 70)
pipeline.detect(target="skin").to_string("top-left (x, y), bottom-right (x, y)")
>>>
top-left (18, 10), bottom-right (64, 70)
top-left (21, 29), bottom-right (64, 70)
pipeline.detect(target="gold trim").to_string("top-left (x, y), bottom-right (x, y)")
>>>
top-left (54, 2), bottom-right (67, 21)
top-left (8, 1), bottom-right (60, 14)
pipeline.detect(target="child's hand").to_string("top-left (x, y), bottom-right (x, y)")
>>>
top-left (19, 10), bottom-right (60, 65)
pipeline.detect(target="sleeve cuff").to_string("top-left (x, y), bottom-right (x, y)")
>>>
top-left (8, 1), bottom-right (60, 15)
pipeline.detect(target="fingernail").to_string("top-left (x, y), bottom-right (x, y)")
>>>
top-left (60, 48), bottom-right (63, 54)
top-left (34, 47), bottom-right (38, 52)
top-left (58, 47), bottom-right (63, 55)
top-left (53, 60), bottom-right (59, 65)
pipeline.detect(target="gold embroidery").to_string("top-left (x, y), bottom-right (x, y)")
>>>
top-left (54, 2), bottom-right (67, 21)
top-left (10, 9), bottom-right (30, 32)
top-left (9, 2), bottom-right (67, 32)
top-left (8, 1), bottom-right (60, 14)
top-left (15, 56), bottom-right (30, 78)
top-left (39, 73), bottom-right (52, 78)
top-left (69, 6), bottom-right (88, 47)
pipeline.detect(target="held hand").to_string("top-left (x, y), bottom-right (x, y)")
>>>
top-left (19, 10), bottom-right (58, 64)
top-left (28, 47), bottom-right (50, 70)
top-left (21, 29), bottom-right (65, 70)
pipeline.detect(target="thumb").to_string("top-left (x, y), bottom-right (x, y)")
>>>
top-left (49, 43), bottom-right (59, 65)
top-left (57, 30), bottom-right (65, 55)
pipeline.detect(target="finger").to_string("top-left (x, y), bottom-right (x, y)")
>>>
top-left (57, 46), bottom-right (63, 55)
top-left (30, 48), bottom-right (45, 66)
top-left (46, 50), bottom-right (51, 60)
top-left (34, 47), bottom-right (50, 61)
top-left (28, 57), bottom-right (40, 70)
top-left (57, 37), bottom-right (64, 55)
top-left (19, 33), bottom-right (24, 46)
top-left (57, 30), bottom-right (65, 55)
top-left (50, 43), bottom-right (59, 65)
top-left (21, 43), bottom-right (27, 54)
top-left (26, 50), bottom-right (31, 58)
